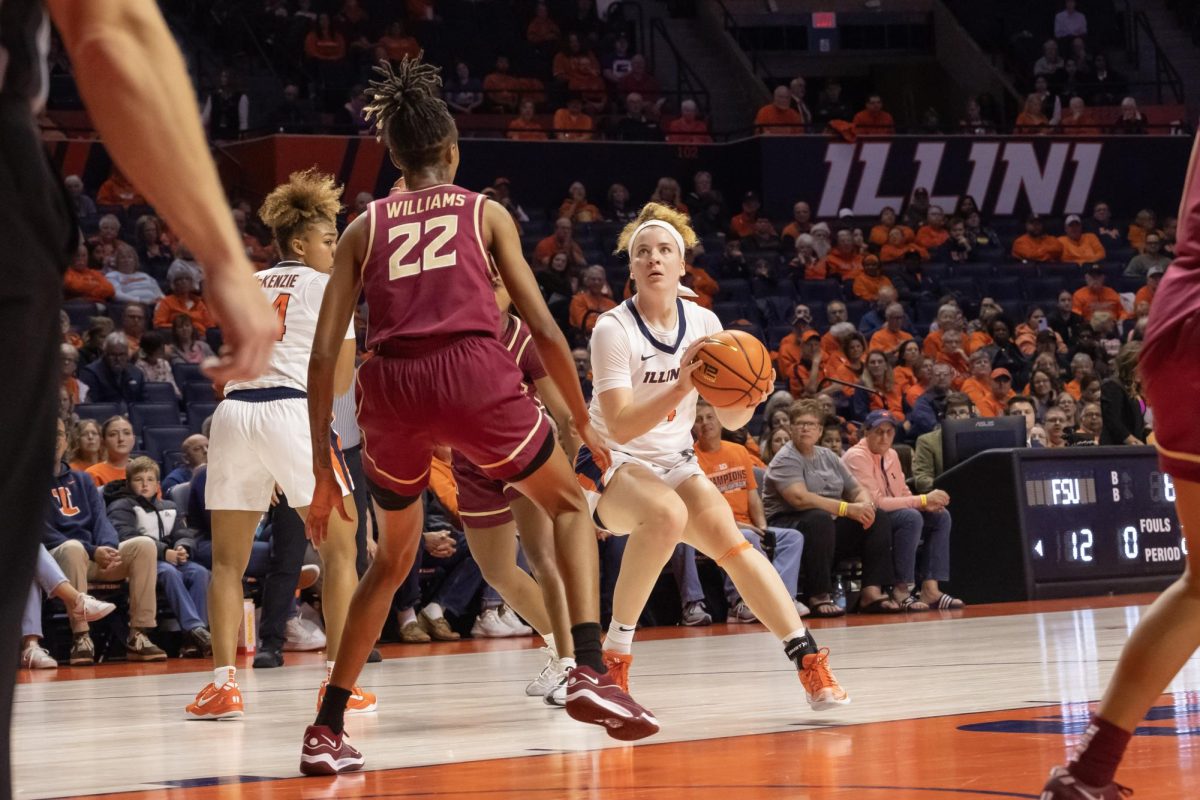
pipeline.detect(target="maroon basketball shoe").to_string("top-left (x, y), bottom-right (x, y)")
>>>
top-left (564, 665), bottom-right (660, 741)
top-left (299, 724), bottom-right (365, 776)
top-left (1040, 766), bottom-right (1132, 799)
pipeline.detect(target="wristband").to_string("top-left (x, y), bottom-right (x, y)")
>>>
top-left (837, 501), bottom-right (848, 517)
top-left (920, 494), bottom-right (928, 509)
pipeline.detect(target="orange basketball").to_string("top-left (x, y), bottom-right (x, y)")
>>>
top-left (690, 330), bottom-right (773, 408)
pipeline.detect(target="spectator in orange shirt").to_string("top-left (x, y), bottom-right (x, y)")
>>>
top-left (154, 264), bottom-right (215, 335)
top-left (618, 55), bottom-right (663, 106)
top-left (915, 206), bottom-right (949, 251)
top-left (552, 95), bottom-right (594, 141)
top-left (729, 192), bottom-right (763, 239)
top-left (852, 255), bottom-right (892, 301)
top-left (557, 181), bottom-right (602, 223)
top-left (534, 217), bottom-right (587, 269)
top-left (868, 303), bottom-right (914, 355)
top-left (650, 177), bottom-right (688, 213)
top-left (1127, 208), bottom-right (1160, 253)
top-left (851, 94), bottom-right (896, 135)
top-left (869, 207), bottom-right (912, 248)
top-left (820, 301), bottom-right (850, 357)
top-left (780, 201), bottom-right (814, 247)
top-left (86, 415), bottom-right (135, 487)
top-left (1060, 96), bottom-right (1099, 135)
top-left (788, 234), bottom-right (824, 281)
top-left (1057, 214), bottom-right (1106, 264)
top-left (525, 1), bottom-right (561, 45)
top-left (961, 351), bottom-right (1002, 416)
top-left (119, 303), bottom-right (147, 358)
top-left (743, 217), bottom-right (781, 254)
top-left (304, 14), bottom-right (346, 63)
top-left (682, 258), bottom-right (720, 310)
top-left (568, 265), bottom-right (616, 337)
top-left (552, 34), bottom-right (605, 101)
top-left (782, 329), bottom-right (824, 397)
top-left (96, 168), bottom-right (146, 209)
top-left (507, 99), bottom-right (548, 141)
top-left (233, 207), bottom-right (276, 269)
top-left (1012, 214), bottom-right (1065, 262)
top-left (483, 55), bottom-right (522, 112)
top-left (665, 99), bottom-right (713, 144)
top-left (880, 226), bottom-right (928, 264)
top-left (1072, 265), bottom-right (1128, 322)
top-left (825, 229), bottom-right (864, 280)
top-left (775, 303), bottom-right (813, 376)
top-left (936, 329), bottom-right (970, 385)
top-left (894, 339), bottom-right (924, 398)
top-left (378, 21), bottom-right (420, 62)
top-left (1134, 263), bottom-right (1165, 308)
top-left (825, 328), bottom-right (868, 396)
top-left (1015, 93), bottom-right (1050, 134)
top-left (856, 350), bottom-right (907, 420)
top-left (754, 85), bottom-right (805, 135)
top-left (64, 243), bottom-right (115, 306)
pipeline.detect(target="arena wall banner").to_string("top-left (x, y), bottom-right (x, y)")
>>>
top-left (47, 134), bottom-right (1191, 223)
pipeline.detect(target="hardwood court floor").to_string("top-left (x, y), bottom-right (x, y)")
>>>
top-left (16, 595), bottom-right (1200, 799)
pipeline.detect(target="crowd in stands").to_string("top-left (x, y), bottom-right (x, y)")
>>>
top-left (39, 72), bottom-right (1166, 664)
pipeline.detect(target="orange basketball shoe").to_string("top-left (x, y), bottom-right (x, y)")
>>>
top-left (798, 648), bottom-right (850, 711)
top-left (317, 682), bottom-right (378, 715)
top-left (186, 681), bottom-right (244, 720)
top-left (601, 650), bottom-right (633, 693)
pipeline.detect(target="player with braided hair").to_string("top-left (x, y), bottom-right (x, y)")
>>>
top-left (577, 201), bottom-right (850, 710)
top-left (186, 169), bottom-right (373, 721)
top-left (299, 56), bottom-right (657, 776)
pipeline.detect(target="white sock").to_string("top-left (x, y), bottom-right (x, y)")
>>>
top-left (326, 660), bottom-right (335, 680)
top-left (782, 627), bottom-right (809, 644)
top-left (423, 602), bottom-right (444, 620)
top-left (398, 607), bottom-right (417, 626)
top-left (214, 665), bottom-right (236, 687)
top-left (542, 633), bottom-right (556, 656)
top-left (605, 619), bottom-right (637, 655)
top-left (559, 656), bottom-right (576, 671)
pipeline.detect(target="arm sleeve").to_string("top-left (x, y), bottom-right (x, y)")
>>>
top-left (590, 315), bottom-right (634, 395)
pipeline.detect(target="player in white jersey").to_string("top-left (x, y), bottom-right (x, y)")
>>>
top-left (574, 203), bottom-right (850, 710)
top-left (186, 170), bottom-right (374, 720)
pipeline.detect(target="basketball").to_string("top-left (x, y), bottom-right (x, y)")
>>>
top-left (690, 330), bottom-right (773, 408)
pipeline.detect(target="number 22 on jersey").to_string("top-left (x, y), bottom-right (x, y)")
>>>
top-left (388, 216), bottom-right (459, 279)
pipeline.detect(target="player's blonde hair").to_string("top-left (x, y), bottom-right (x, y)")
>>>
top-left (615, 202), bottom-right (700, 255)
top-left (258, 168), bottom-right (344, 255)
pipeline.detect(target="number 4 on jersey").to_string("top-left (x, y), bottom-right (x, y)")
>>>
top-left (273, 293), bottom-right (291, 341)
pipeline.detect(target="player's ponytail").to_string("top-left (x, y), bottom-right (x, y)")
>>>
top-left (365, 55), bottom-right (457, 172)
top-left (615, 202), bottom-right (700, 256)
top-left (258, 168), bottom-right (343, 256)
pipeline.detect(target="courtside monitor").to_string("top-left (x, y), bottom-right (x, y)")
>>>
top-left (941, 415), bottom-right (1027, 469)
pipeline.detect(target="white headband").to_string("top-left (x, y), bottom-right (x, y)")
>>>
top-left (630, 219), bottom-right (686, 256)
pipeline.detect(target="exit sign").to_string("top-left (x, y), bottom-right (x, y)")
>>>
top-left (812, 11), bottom-right (837, 29)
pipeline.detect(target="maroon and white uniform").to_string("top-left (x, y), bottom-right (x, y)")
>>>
top-left (356, 184), bottom-right (551, 498)
top-left (1141, 139), bottom-right (1200, 484)
top-left (452, 314), bottom-right (549, 527)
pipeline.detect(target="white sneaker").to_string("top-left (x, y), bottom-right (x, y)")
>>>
top-left (542, 673), bottom-right (567, 707)
top-left (525, 646), bottom-right (565, 697)
top-left (471, 608), bottom-right (513, 638)
top-left (282, 615), bottom-right (327, 651)
top-left (20, 643), bottom-right (57, 670)
top-left (72, 593), bottom-right (116, 623)
top-left (498, 605), bottom-right (533, 636)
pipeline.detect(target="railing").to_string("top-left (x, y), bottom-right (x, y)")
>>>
top-left (648, 19), bottom-right (713, 117)
top-left (1123, 4), bottom-right (1185, 105)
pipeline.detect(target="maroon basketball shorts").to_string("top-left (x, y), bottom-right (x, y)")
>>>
top-left (356, 335), bottom-right (552, 504)
top-left (451, 451), bottom-right (525, 528)
top-left (1141, 260), bottom-right (1200, 483)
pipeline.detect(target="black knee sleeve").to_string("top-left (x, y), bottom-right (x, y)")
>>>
top-left (365, 476), bottom-right (420, 511)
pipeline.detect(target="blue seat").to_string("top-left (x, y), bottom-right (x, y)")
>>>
top-left (142, 382), bottom-right (178, 405)
top-left (949, 263), bottom-right (994, 281)
top-left (794, 279), bottom-right (843, 303)
top-left (766, 324), bottom-right (793, 350)
top-left (1023, 276), bottom-right (1064, 301)
top-left (161, 449), bottom-right (187, 473)
top-left (75, 402), bottom-right (122, 424)
top-left (183, 381), bottom-right (216, 404)
top-left (939, 277), bottom-right (980, 302)
top-left (713, 301), bottom-right (754, 327)
top-left (758, 295), bottom-right (796, 326)
top-left (172, 362), bottom-right (204, 387)
top-left (129, 403), bottom-right (181, 440)
top-left (141, 426), bottom-right (190, 464)
top-left (984, 276), bottom-right (1022, 301)
top-left (717, 278), bottom-right (752, 302)
top-left (186, 401), bottom-right (219, 434)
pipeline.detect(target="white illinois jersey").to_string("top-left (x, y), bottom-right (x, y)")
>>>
top-left (223, 261), bottom-right (354, 394)
top-left (588, 297), bottom-right (722, 463)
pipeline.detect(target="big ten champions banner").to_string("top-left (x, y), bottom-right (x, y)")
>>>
top-left (758, 135), bottom-right (1193, 221)
top-left (47, 134), bottom-right (1192, 221)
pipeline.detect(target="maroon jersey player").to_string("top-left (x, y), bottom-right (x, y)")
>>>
top-left (299, 56), bottom-right (658, 777)
top-left (1041, 138), bottom-right (1200, 798)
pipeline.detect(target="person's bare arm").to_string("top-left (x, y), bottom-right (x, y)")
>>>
top-left (305, 216), bottom-right (367, 543)
top-left (748, 488), bottom-right (768, 532)
top-left (486, 201), bottom-right (610, 469)
top-left (48, 0), bottom-right (274, 382)
top-left (534, 375), bottom-right (583, 461)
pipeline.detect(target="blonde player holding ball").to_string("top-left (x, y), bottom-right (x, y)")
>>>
top-left (574, 203), bottom-right (850, 709)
